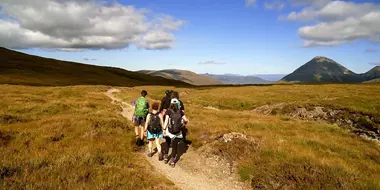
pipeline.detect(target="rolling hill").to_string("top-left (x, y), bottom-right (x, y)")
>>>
top-left (363, 78), bottom-right (380, 83)
top-left (137, 69), bottom-right (223, 86)
top-left (281, 56), bottom-right (379, 83)
top-left (203, 74), bottom-right (271, 84)
top-left (0, 48), bottom-right (190, 86)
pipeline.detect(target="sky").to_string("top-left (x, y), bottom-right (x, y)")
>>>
top-left (0, 0), bottom-right (379, 75)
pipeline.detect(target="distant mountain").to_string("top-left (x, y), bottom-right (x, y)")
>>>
top-left (252, 74), bottom-right (286, 81)
top-left (137, 69), bottom-right (223, 86)
top-left (0, 48), bottom-right (190, 86)
top-left (203, 74), bottom-right (271, 84)
top-left (363, 66), bottom-right (380, 81)
top-left (282, 56), bottom-right (364, 83)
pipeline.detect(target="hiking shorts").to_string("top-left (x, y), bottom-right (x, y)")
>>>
top-left (147, 130), bottom-right (163, 140)
top-left (133, 116), bottom-right (146, 126)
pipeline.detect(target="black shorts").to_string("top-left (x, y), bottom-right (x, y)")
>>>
top-left (134, 116), bottom-right (146, 126)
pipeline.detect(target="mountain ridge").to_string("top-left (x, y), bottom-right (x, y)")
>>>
top-left (282, 56), bottom-right (378, 83)
top-left (203, 74), bottom-right (271, 84)
top-left (137, 69), bottom-right (223, 86)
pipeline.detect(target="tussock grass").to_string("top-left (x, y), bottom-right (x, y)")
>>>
top-left (118, 84), bottom-right (380, 189)
top-left (0, 85), bottom-right (175, 189)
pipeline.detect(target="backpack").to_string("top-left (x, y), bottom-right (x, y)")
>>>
top-left (135, 97), bottom-right (148, 117)
top-left (148, 113), bottom-right (162, 134)
top-left (168, 110), bottom-right (183, 135)
top-left (171, 98), bottom-right (182, 110)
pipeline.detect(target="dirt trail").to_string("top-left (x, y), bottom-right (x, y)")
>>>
top-left (104, 88), bottom-right (249, 190)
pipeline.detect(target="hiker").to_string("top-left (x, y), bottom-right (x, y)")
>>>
top-left (171, 91), bottom-right (185, 114)
top-left (170, 91), bottom-right (190, 144)
top-left (163, 99), bottom-right (189, 167)
top-left (159, 90), bottom-right (173, 116)
top-left (133, 90), bottom-right (149, 146)
top-left (144, 102), bottom-right (164, 160)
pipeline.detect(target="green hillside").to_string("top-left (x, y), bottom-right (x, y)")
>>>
top-left (0, 48), bottom-right (190, 86)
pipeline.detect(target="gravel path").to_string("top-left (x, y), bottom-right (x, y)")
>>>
top-left (105, 88), bottom-right (249, 190)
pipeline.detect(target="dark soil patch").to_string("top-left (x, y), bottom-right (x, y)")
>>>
top-left (0, 114), bottom-right (27, 125)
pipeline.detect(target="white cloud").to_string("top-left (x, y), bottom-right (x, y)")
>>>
top-left (281, 1), bottom-right (380, 47)
top-left (264, 1), bottom-right (285, 10)
top-left (0, 0), bottom-right (184, 50)
top-left (283, 8), bottom-right (318, 21)
top-left (198, 61), bottom-right (226, 65)
top-left (246, 0), bottom-right (257, 7)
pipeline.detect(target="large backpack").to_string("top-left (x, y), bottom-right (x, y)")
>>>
top-left (168, 110), bottom-right (183, 135)
top-left (148, 113), bottom-right (162, 134)
top-left (135, 97), bottom-right (148, 117)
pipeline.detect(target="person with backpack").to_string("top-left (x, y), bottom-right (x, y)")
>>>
top-left (133, 90), bottom-right (149, 146)
top-left (163, 99), bottom-right (189, 167)
top-left (144, 102), bottom-right (164, 160)
top-left (170, 91), bottom-right (190, 144)
top-left (170, 91), bottom-right (185, 114)
top-left (159, 90), bottom-right (173, 116)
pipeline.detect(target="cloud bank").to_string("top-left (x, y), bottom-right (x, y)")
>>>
top-left (0, 0), bottom-right (184, 51)
top-left (280, 1), bottom-right (380, 47)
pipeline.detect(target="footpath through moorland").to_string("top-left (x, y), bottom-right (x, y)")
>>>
top-left (104, 88), bottom-right (250, 190)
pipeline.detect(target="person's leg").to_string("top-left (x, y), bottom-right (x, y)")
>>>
top-left (155, 138), bottom-right (162, 153)
top-left (134, 126), bottom-right (139, 137)
top-left (169, 138), bottom-right (180, 160)
top-left (148, 140), bottom-right (153, 152)
top-left (134, 117), bottom-right (139, 137)
top-left (163, 136), bottom-right (171, 163)
top-left (148, 139), bottom-right (154, 157)
top-left (139, 126), bottom-right (144, 140)
top-left (164, 136), bottom-right (171, 154)
top-left (169, 138), bottom-right (181, 167)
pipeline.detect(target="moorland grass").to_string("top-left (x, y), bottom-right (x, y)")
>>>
top-left (0, 85), bottom-right (175, 189)
top-left (118, 84), bottom-right (380, 189)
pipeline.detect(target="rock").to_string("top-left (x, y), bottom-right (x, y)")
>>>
top-left (221, 132), bottom-right (248, 143)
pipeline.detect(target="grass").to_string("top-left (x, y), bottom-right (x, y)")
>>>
top-left (117, 84), bottom-right (380, 189)
top-left (0, 85), bottom-right (175, 189)
top-left (1, 83), bottom-right (380, 189)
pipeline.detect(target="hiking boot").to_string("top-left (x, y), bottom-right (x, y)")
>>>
top-left (138, 139), bottom-right (145, 146)
top-left (163, 154), bottom-right (169, 164)
top-left (158, 152), bottom-right (164, 161)
top-left (169, 158), bottom-right (177, 168)
top-left (147, 152), bottom-right (154, 157)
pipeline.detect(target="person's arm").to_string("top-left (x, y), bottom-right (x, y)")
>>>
top-left (160, 114), bottom-right (165, 130)
top-left (163, 115), bottom-right (169, 136)
top-left (182, 115), bottom-right (189, 124)
top-left (144, 114), bottom-right (150, 132)
top-left (163, 115), bottom-right (169, 129)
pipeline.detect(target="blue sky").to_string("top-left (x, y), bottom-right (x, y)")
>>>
top-left (1, 0), bottom-right (379, 75)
